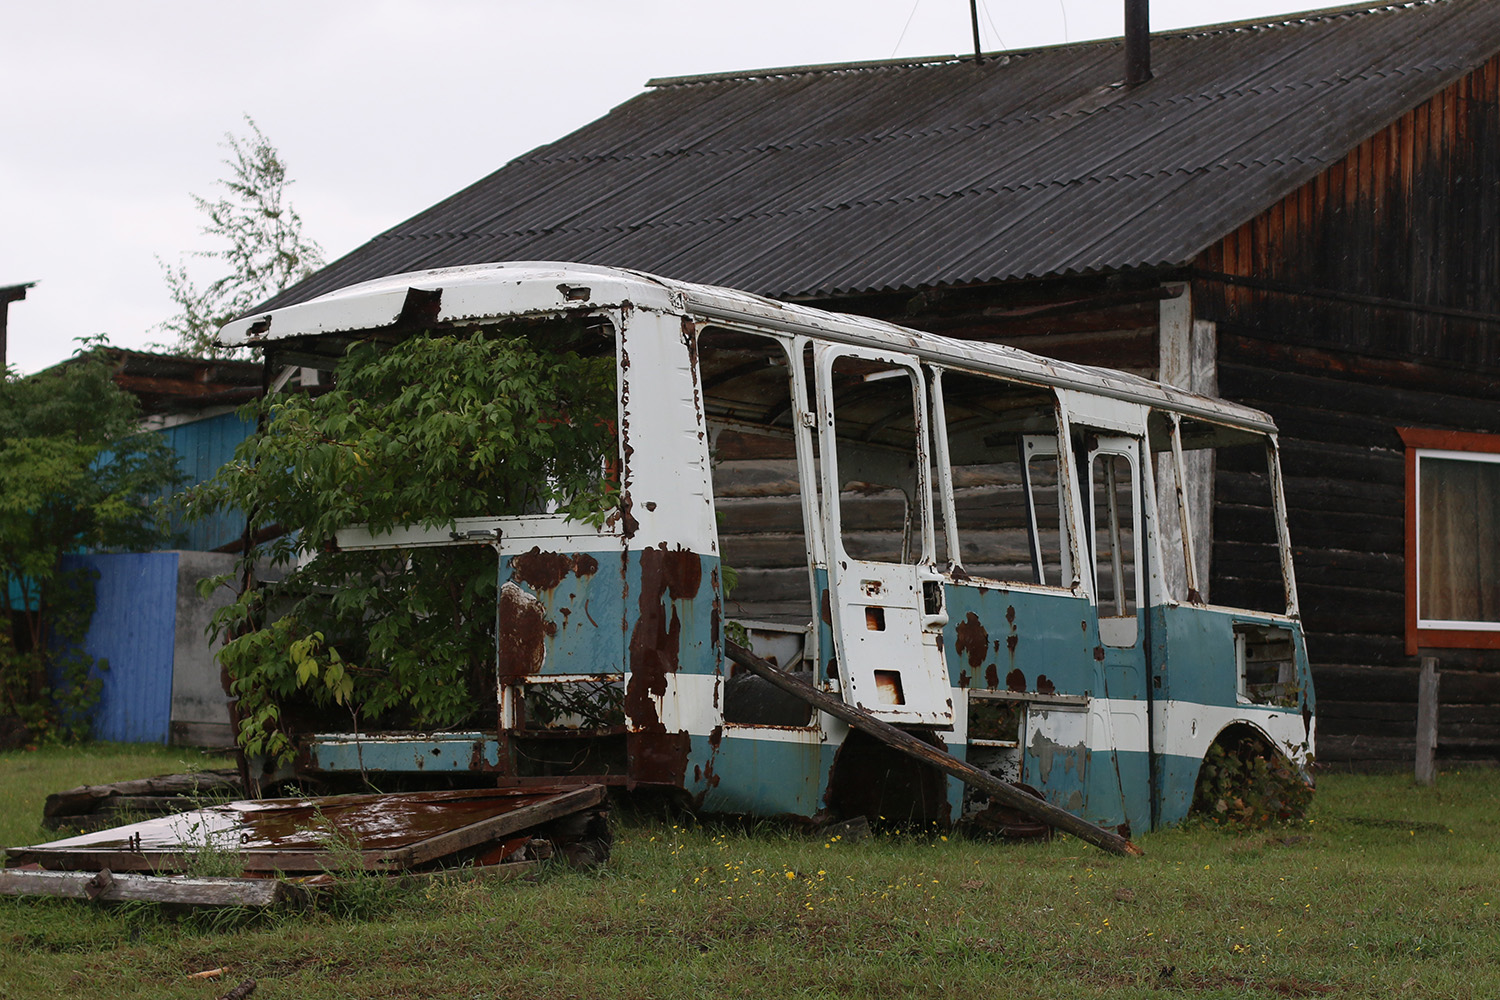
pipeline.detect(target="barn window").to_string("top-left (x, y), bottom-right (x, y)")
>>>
top-left (1400, 428), bottom-right (1500, 653)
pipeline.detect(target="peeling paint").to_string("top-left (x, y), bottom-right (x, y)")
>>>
top-left (498, 582), bottom-right (551, 678)
top-left (511, 548), bottom-right (573, 591)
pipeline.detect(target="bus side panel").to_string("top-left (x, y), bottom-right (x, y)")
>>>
top-left (940, 583), bottom-right (1095, 694)
top-left (941, 582), bottom-right (1127, 824)
top-left (1153, 604), bottom-right (1317, 827)
top-left (696, 733), bottom-right (833, 818)
top-left (499, 548), bottom-right (627, 676)
top-left (623, 548), bottom-right (721, 790)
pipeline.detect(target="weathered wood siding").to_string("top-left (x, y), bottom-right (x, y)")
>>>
top-left (1194, 53), bottom-right (1500, 769)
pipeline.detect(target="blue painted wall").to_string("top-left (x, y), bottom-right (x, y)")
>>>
top-left (156, 410), bottom-right (255, 551)
top-left (61, 552), bottom-right (179, 743)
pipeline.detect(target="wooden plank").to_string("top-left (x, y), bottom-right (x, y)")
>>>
top-left (43, 770), bottom-right (240, 820)
top-left (395, 785), bottom-right (607, 867)
top-left (0, 868), bottom-right (295, 907)
top-left (723, 640), bottom-right (1142, 857)
top-left (1415, 656), bottom-right (1440, 786)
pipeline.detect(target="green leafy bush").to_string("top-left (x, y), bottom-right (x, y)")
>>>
top-left (1191, 737), bottom-right (1314, 828)
top-left (0, 343), bottom-right (181, 742)
top-left (188, 325), bottom-right (619, 764)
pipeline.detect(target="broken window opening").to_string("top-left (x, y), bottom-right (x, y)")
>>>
top-left (1179, 417), bottom-right (1288, 615)
top-left (698, 328), bottom-right (819, 727)
top-left (1088, 449), bottom-right (1139, 621)
top-left (516, 677), bottom-right (626, 731)
top-left (828, 355), bottom-right (929, 565)
top-left (1235, 623), bottom-right (1298, 707)
top-left (931, 369), bottom-right (1065, 587)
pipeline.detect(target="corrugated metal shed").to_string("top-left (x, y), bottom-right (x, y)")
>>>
top-left (261, 0), bottom-right (1500, 310)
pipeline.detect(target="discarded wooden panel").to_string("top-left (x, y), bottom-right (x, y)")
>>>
top-left (9, 784), bottom-right (609, 875)
top-left (0, 867), bottom-right (299, 908)
top-left (43, 769), bottom-right (243, 830)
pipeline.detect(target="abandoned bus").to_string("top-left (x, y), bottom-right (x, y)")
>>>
top-left (220, 261), bottom-right (1314, 833)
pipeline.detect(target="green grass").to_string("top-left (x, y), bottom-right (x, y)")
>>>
top-left (2, 747), bottom-right (1498, 999)
top-left (0, 744), bottom-right (233, 850)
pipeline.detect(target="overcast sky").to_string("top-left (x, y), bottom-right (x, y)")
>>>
top-left (3, 0), bottom-right (1341, 373)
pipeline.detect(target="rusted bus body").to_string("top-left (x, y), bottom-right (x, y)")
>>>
top-left (220, 262), bottom-right (1314, 831)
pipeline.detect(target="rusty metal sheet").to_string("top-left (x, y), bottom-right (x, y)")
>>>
top-left (7, 785), bottom-right (606, 874)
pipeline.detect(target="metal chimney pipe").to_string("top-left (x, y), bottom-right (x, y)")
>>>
top-left (1125, 0), bottom-right (1152, 86)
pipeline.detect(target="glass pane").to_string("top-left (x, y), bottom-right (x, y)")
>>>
top-left (1419, 455), bottom-right (1500, 624)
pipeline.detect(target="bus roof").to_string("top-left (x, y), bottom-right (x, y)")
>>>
top-left (218, 260), bottom-right (1275, 434)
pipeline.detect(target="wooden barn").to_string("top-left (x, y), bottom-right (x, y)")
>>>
top-left (257, 0), bottom-right (1500, 770)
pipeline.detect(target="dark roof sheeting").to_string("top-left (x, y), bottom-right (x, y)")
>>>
top-left (264, 1), bottom-right (1500, 309)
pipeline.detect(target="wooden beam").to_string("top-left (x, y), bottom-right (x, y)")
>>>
top-left (395, 785), bottom-right (607, 867)
top-left (723, 641), bottom-right (1143, 857)
top-left (0, 868), bottom-right (300, 908)
top-left (1415, 656), bottom-right (1440, 786)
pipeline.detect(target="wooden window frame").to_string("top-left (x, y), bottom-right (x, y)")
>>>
top-left (1399, 427), bottom-right (1500, 654)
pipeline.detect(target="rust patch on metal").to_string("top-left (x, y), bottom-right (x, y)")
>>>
top-left (985, 663), bottom-right (999, 689)
top-left (572, 553), bottom-right (599, 577)
top-left (511, 548), bottom-right (572, 592)
top-left (498, 581), bottom-right (550, 678)
top-left (617, 342), bottom-right (639, 539)
top-left (626, 731), bottom-right (691, 787)
top-left (708, 725), bottom-right (723, 750)
top-left (1036, 675), bottom-right (1056, 696)
top-left (1005, 605), bottom-right (1016, 626)
top-left (660, 545), bottom-right (703, 600)
top-left (958, 670), bottom-right (969, 688)
top-left (1006, 633), bottom-right (1019, 655)
top-left (624, 546), bottom-right (699, 732)
top-left (1006, 668), bottom-right (1026, 693)
top-left (820, 589), bottom-right (832, 625)
top-left (710, 569), bottom-right (722, 656)
top-left (1094, 646), bottom-right (1106, 662)
top-left (954, 612), bottom-right (989, 670)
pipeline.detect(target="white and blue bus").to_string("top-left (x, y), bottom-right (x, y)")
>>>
top-left (222, 261), bottom-right (1314, 833)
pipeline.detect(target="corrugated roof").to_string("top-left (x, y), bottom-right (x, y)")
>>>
top-left (262, 0), bottom-right (1500, 310)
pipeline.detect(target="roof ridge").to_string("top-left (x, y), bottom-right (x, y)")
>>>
top-left (643, 1), bottom-right (1451, 89)
top-left (519, 61), bottom-right (1457, 171)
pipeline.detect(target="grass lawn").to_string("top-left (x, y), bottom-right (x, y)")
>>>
top-left (1, 745), bottom-right (1497, 999)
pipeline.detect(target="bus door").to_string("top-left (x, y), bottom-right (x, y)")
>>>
top-left (814, 345), bottom-right (953, 727)
top-left (1083, 430), bottom-right (1153, 830)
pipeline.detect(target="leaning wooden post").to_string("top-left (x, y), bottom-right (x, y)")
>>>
top-left (723, 641), bottom-right (1143, 857)
top-left (1415, 655), bottom-right (1440, 786)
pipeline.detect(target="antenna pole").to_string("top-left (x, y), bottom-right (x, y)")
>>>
top-left (969, 0), bottom-right (983, 64)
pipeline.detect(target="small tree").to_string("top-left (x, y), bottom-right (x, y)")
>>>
top-left (0, 342), bottom-right (182, 741)
top-left (158, 115), bottom-right (325, 358)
